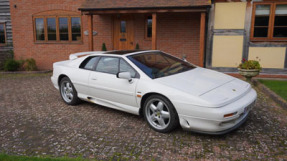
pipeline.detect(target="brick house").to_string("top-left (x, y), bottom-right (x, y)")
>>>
top-left (8, 0), bottom-right (287, 74)
top-left (9, 0), bottom-right (210, 70)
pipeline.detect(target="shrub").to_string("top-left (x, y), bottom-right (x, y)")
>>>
top-left (135, 43), bottom-right (140, 50)
top-left (102, 43), bottom-right (107, 51)
top-left (238, 59), bottom-right (261, 70)
top-left (23, 58), bottom-right (37, 71)
top-left (8, 50), bottom-right (14, 59)
top-left (4, 59), bottom-right (20, 71)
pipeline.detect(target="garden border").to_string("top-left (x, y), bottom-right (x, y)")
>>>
top-left (0, 70), bottom-right (52, 74)
top-left (253, 79), bottom-right (287, 109)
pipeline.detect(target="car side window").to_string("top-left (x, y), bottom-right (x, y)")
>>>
top-left (96, 57), bottom-right (119, 75)
top-left (120, 59), bottom-right (137, 78)
top-left (80, 56), bottom-right (100, 70)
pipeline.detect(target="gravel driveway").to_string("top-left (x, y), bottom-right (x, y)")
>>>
top-left (0, 73), bottom-right (286, 160)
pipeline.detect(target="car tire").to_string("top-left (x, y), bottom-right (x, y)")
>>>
top-left (143, 95), bottom-right (179, 133)
top-left (59, 77), bottom-right (81, 105)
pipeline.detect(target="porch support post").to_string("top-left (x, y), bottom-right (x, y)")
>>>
top-left (152, 13), bottom-right (157, 50)
top-left (199, 12), bottom-right (206, 67)
top-left (88, 14), bottom-right (94, 51)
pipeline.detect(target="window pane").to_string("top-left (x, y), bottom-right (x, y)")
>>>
top-left (35, 18), bottom-right (45, 41)
top-left (273, 5), bottom-right (287, 38)
top-left (0, 24), bottom-right (5, 44)
top-left (84, 57), bottom-right (100, 70)
top-left (128, 52), bottom-right (195, 79)
top-left (120, 21), bottom-right (126, 33)
top-left (274, 16), bottom-right (287, 26)
top-left (147, 16), bottom-right (152, 38)
top-left (255, 5), bottom-right (270, 16)
top-left (254, 27), bottom-right (269, 37)
top-left (275, 5), bottom-right (287, 15)
top-left (273, 27), bottom-right (287, 37)
top-left (120, 59), bottom-right (136, 78)
top-left (71, 17), bottom-right (81, 41)
top-left (254, 5), bottom-right (270, 38)
top-left (59, 17), bottom-right (69, 41)
top-left (255, 16), bottom-right (269, 26)
top-left (47, 18), bottom-right (56, 41)
top-left (96, 57), bottom-right (119, 74)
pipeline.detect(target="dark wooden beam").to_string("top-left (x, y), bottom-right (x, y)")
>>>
top-left (152, 13), bottom-right (157, 50)
top-left (88, 15), bottom-right (94, 51)
top-left (199, 12), bottom-right (206, 67)
top-left (82, 9), bottom-right (207, 15)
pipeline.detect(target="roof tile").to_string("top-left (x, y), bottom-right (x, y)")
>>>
top-left (79, 0), bottom-right (211, 10)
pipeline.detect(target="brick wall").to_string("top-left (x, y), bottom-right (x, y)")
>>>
top-left (10, 0), bottom-right (201, 70)
top-left (94, 13), bottom-right (201, 66)
top-left (10, 0), bottom-right (88, 70)
top-left (158, 13), bottom-right (200, 65)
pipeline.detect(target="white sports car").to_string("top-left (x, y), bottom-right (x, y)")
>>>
top-left (51, 50), bottom-right (257, 134)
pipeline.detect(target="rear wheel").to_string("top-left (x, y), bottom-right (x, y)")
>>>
top-left (59, 77), bottom-right (81, 105)
top-left (143, 95), bottom-right (179, 133)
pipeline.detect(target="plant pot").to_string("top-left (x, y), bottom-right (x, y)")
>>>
top-left (238, 68), bottom-right (260, 82)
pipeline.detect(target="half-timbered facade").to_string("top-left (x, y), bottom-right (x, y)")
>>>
top-left (0, 0), bottom-right (13, 68)
top-left (206, 0), bottom-right (287, 74)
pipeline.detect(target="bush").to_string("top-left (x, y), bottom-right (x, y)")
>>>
top-left (238, 59), bottom-right (261, 70)
top-left (8, 50), bottom-right (14, 59)
top-left (102, 43), bottom-right (107, 51)
top-left (135, 43), bottom-right (140, 50)
top-left (4, 59), bottom-right (20, 71)
top-left (23, 58), bottom-right (37, 71)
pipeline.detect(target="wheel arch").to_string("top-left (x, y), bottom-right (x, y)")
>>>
top-left (58, 74), bottom-right (69, 87)
top-left (139, 92), bottom-right (177, 117)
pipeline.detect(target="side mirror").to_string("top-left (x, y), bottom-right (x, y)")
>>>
top-left (117, 72), bottom-right (133, 83)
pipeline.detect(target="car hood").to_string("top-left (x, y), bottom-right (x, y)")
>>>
top-left (155, 68), bottom-right (250, 107)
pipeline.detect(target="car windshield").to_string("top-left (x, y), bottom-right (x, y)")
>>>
top-left (128, 52), bottom-right (196, 79)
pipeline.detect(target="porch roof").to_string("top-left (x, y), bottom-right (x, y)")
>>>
top-left (79, 0), bottom-right (211, 11)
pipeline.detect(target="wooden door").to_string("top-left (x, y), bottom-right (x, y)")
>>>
top-left (113, 15), bottom-right (134, 50)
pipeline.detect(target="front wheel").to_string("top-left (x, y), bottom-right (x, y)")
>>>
top-left (59, 77), bottom-right (81, 105)
top-left (143, 95), bottom-right (179, 133)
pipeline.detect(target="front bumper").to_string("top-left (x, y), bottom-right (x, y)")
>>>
top-left (51, 76), bottom-right (59, 90)
top-left (176, 89), bottom-right (257, 135)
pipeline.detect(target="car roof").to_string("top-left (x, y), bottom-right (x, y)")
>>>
top-left (104, 50), bottom-right (143, 55)
top-left (86, 50), bottom-right (160, 57)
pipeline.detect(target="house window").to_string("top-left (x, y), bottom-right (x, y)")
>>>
top-left (0, 23), bottom-right (6, 44)
top-left (145, 16), bottom-right (152, 40)
top-left (59, 17), bottom-right (69, 41)
top-left (35, 18), bottom-right (45, 41)
top-left (47, 18), bottom-right (57, 41)
top-left (251, 2), bottom-right (287, 41)
top-left (34, 16), bottom-right (82, 43)
top-left (71, 17), bottom-right (81, 41)
top-left (120, 21), bottom-right (126, 33)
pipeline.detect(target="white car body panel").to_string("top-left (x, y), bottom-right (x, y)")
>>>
top-left (51, 50), bottom-right (257, 134)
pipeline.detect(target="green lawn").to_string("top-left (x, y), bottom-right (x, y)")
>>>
top-left (258, 79), bottom-right (287, 101)
top-left (0, 154), bottom-right (89, 161)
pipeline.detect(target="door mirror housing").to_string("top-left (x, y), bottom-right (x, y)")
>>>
top-left (117, 72), bottom-right (133, 83)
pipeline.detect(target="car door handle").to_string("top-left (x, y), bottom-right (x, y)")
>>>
top-left (91, 77), bottom-right (97, 80)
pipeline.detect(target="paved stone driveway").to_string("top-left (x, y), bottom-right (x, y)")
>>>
top-left (0, 73), bottom-right (286, 160)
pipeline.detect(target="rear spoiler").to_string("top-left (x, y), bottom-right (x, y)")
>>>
top-left (69, 51), bottom-right (104, 60)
